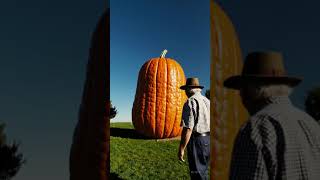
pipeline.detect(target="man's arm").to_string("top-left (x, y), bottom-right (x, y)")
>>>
top-left (178, 99), bottom-right (195, 161)
top-left (178, 127), bottom-right (192, 161)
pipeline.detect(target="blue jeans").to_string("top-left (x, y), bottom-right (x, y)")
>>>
top-left (187, 135), bottom-right (210, 180)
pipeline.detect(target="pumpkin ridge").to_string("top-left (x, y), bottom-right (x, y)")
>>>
top-left (154, 58), bottom-right (160, 138)
top-left (140, 60), bottom-right (151, 134)
top-left (161, 58), bottom-right (168, 138)
top-left (177, 64), bottom-right (183, 136)
top-left (132, 63), bottom-right (143, 134)
top-left (179, 65), bottom-right (186, 135)
top-left (167, 61), bottom-right (176, 138)
top-left (158, 50), bottom-right (168, 138)
top-left (141, 60), bottom-right (152, 135)
top-left (155, 58), bottom-right (160, 139)
top-left (170, 62), bottom-right (178, 137)
top-left (158, 49), bottom-right (168, 138)
top-left (155, 58), bottom-right (161, 138)
top-left (145, 58), bottom-right (157, 137)
top-left (178, 65), bottom-right (185, 136)
top-left (133, 63), bottom-right (142, 134)
top-left (163, 59), bottom-right (174, 137)
top-left (143, 59), bottom-right (154, 137)
top-left (169, 61), bottom-right (181, 137)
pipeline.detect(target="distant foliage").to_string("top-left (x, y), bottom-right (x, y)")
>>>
top-left (0, 124), bottom-right (6, 146)
top-left (110, 101), bottom-right (118, 119)
top-left (0, 123), bottom-right (25, 180)
top-left (305, 87), bottom-right (320, 122)
top-left (205, 89), bottom-right (210, 100)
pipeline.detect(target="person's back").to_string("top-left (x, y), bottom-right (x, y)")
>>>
top-left (188, 92), bottom-right (210, 133)
top-left (250, 96), bottom-right (320, 179)
top-left (225, 51), bottom-right (320, 179)
top-left (178, 77), bottom-right (211, 180)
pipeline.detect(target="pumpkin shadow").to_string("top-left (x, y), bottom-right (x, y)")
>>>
top-left (110, 172), bottom-right (125, 180)
top-left (110, 128), bottom-right (148, 139)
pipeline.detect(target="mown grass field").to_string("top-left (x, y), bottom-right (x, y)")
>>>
top-left (110, 122), bottom-right (191, 180)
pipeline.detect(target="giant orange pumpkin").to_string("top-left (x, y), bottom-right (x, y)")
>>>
top-left (132, 50), bottom-right (187, 139)
top-left (69, 9), bottom-right (110, 180)
top-left (210, 1), bottom-right (248, 180)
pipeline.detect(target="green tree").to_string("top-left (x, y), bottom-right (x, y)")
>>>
top-left (110, 101), bottom-right (118, 119)
top-left (0, 123), bottom-right (25, 180)
top-left (305, 87), bottom-right (320, 122)
top-left (205, 89), bottom-right (210, 100)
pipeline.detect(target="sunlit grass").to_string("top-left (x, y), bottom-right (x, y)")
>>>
top-left (110, 122), bottom-right (190, 180)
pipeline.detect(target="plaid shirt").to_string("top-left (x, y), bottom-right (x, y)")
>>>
top-left (181, 91), bottom-right (210, 133)
top-left (229, 96), bottom-right (320, 180)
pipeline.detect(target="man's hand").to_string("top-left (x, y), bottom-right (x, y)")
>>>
top-left (178, 147), bottom-right (185, 162)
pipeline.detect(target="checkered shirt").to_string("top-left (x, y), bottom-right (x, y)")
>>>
top-left (181, 91), bottom-right (210, 133)
top-left (229, 96), bottom-right (320, 180)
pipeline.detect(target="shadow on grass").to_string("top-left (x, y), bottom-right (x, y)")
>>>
top-left (110, 172), bottom-right (124, 180)
top-left (110, 128), bottom-right (149, 139)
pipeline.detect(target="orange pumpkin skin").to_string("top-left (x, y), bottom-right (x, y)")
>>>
top-left (69, 9), bottom-right (110, 180)
top-left (210, 1), bottom-right (248, 180)
top-left (132, 51), bottom-right (187, 139)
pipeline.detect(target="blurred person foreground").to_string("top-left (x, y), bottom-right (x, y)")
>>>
top-left (224, 51), bottom-right (320, 179)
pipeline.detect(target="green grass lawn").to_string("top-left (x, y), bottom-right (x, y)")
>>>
top-left (110, 122), bottom-right (191, 180)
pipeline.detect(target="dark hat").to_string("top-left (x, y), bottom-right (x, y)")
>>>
top-left (180, 77), bottom-right (204, 90)
top-left (223, 51), bottom-right (302, 90)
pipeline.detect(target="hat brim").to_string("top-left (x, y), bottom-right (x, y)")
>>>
top-left (223, 75), bottom-right (302, 90)
top-left (180, 85), bottom-right (204, 90)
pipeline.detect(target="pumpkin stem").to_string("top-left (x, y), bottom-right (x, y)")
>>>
top-left (160, 49), bottom-right (168, 58)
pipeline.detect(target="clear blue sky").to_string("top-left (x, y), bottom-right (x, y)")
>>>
top-left (111, 0), bottom-right (211, 122)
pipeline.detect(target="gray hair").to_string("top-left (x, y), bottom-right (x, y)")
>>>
top-left (186, 88), bottom-right (202, 94)
top-left (241, 84), bottom-right (293, 100)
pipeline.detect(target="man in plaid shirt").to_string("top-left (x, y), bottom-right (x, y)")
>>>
top-left (224, 51), bottom-right (320, 179)
top-left (178, 77), bottom-right (210, 180)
